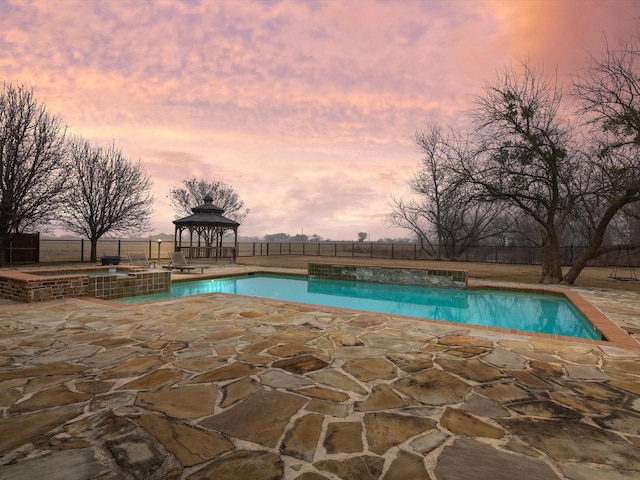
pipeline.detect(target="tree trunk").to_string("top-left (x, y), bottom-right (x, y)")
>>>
top-left (562, 253), bottom-right (590, 285)
top-left (90, 238), bottom-right (98, 263)
top-left (562, 200), bottom-right (628, 285)
top-left (561, 224), bottom-right (609, 285)
top-left (539, 232), bottom-right (563, 284)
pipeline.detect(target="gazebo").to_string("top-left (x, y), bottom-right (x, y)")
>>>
top-left (172, 196), bottom-right (240, 262)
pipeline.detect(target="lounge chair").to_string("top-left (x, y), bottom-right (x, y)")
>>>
top-left (166, 251), bottom-right (210, 274)
top-left (128, 252), bottom-right (156, 269)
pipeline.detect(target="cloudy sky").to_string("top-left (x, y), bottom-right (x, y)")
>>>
top-left (1, 0), bottom-right (639, 240)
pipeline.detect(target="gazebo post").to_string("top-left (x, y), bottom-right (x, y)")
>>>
top-left (217, 226), bottom-right (222, 260)
top-left (233, 228), bottom-right (238, 260)
top-left (174, 225), bottom-right (181, 253)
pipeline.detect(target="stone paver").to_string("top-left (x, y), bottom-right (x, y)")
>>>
top-left (1, 265), bottom-right (639, 479)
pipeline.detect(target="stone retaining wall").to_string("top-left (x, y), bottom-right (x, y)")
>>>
top-left (0, 274), bottom-right (89, 302)
top-left (308, 263), bottom-right (468, 288)
top-left (0, 267), bottom-right (171, 302)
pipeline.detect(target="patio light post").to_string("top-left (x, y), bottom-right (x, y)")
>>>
top-left (157, 239), bottom-right (162, 262)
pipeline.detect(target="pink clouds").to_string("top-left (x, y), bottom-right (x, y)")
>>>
top-left (1, 0), bottom-right (639, 240)
top-left (486, 0), bottom-right (639, 74)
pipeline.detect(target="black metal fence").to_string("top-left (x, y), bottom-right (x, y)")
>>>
top-left (238, 241), bottom-right (639, 267)
top-left (21, 239), bottom-right (640, 267)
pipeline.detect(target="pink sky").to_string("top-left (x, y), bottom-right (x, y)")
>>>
top-left (2, 0), bottom-right (639, 240)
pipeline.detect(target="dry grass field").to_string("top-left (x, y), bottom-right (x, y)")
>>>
top-left (237, 255), bottom-right (640, 294)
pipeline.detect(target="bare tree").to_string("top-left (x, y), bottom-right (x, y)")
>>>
top-left (459, 62), bottom-right (583, 283)
top-left (59, 138), bottom-right (154, 262)
top-left (169, 178), bottom-right (249, 224)
top-left (357, 232), bottom-right (368, 242)
top-left (563, 33), bottom-right (640, 283)
top-left (0, 82), bottom-right (69, 266)
top-left (387, 125), bottom-right (508, 259)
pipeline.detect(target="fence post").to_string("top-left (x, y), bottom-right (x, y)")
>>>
top-left (35, 233), bottom-right (40, 263)
top-left (118, 240), bottom-right (121, 258)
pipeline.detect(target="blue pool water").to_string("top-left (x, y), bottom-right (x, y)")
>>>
top-left (117, 274), bottom-right (600, 339)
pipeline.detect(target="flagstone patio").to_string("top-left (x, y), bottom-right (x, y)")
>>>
top-left (1, 265), bottom-right (639, 479)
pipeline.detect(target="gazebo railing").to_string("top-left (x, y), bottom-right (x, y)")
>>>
top-left (176, 246), bottom-right (236, 261)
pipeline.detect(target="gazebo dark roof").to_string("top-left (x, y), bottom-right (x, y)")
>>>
top-left (173, 196), bottom-right (239, 228)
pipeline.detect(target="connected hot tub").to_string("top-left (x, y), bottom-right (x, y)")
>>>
top-left (0, 266), bottom-right (171, 302)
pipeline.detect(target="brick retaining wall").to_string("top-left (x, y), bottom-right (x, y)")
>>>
top-left (0, 273), bottom-right (89, 302)
top-left (0, 267), bottom-right (170, 302)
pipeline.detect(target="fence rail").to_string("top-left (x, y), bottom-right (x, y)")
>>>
top-left (237, 242), bottom-right (639, 267)
top-left (8, 239), bottom-right (637, 268)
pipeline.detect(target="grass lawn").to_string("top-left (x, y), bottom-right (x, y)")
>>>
top-left (237, 255), bottom-right (640, 294)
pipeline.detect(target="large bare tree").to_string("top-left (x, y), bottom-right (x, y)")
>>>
top-left (169, 177), bottom-right (249, 223)
top-left (0, 82), bottom-right (69, 266)
top-left (59, 138), bottom-right (154, 262)
top-left (459, 62), bottom-right (583, 283)
top-left (398, 32), bottom-right (640, 285)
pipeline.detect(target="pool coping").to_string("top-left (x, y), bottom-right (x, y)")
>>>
top-left (80, 268), bottom-right (640, 350)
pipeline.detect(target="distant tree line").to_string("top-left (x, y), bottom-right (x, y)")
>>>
top-left (263, 233), bottom-right (322, 242)
top-left (388, 29), bottom-right (640, 284)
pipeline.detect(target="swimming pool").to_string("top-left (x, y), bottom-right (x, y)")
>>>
top-left (116, 274), bottom-right (601, 340)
